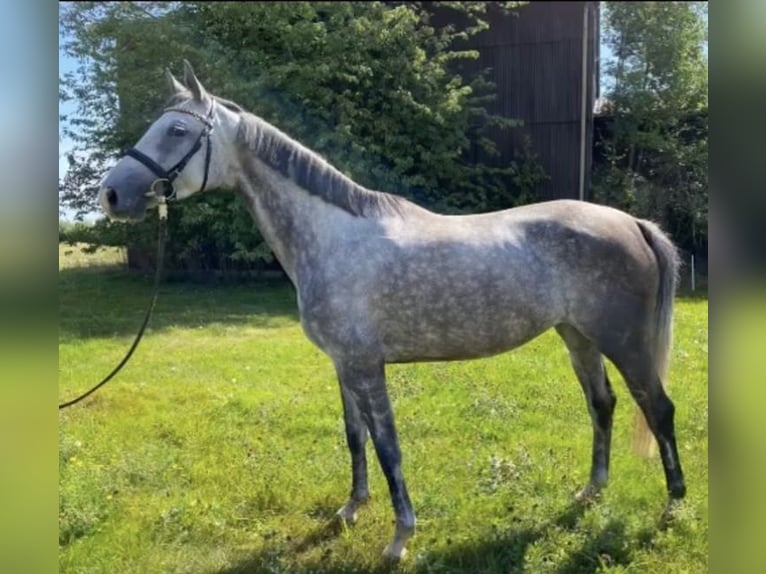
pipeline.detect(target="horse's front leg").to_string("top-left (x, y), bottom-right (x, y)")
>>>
top-left (336, 383), bottom-right (370, 524)
top-left (337, 359), bottom-right (416, 560)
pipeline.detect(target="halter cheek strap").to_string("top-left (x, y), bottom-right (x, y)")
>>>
top-left (125, 103), bottom-right (215, 201)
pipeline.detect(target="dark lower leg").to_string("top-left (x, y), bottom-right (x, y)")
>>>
top-left (340, 385), bottom-right (369, 502)
top-left (624, 377), bottom-right (686, 499)
top-left (359, 386), bottom-right (415, 533)
top-left (368, 413), bottom-right (415, 558)
top-left (588, 371), bottom-right (616, 488)
top-left (558, 325), bottom-right (616, 498)
top-left (335, 385), bottom-right (370, 524)
top-left (650, 393), bottom-right (686, 499)
top-left (338, 362), bottom-right (415, 558)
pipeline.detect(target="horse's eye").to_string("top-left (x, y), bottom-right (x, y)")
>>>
top-left (168, 124), bottom-right (187, 137)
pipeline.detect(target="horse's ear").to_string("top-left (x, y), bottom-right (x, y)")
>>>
top-left (182, 59), bottom-right (207, 102)
top-left (165, 68), bottom-right (186, 96)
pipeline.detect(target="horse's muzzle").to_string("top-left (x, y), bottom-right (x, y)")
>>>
top-left (98, 160), bottom-right (158, 221)
top-left (99, 184), bottom-right (154, 221)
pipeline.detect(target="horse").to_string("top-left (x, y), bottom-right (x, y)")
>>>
top-left (98, 61), bottom-right (686, 560)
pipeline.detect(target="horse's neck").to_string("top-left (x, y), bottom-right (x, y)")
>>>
top-left (235, 154), bottom-right (353, 284)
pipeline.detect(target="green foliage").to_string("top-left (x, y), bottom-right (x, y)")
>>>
top-left (60, 2), bottom-right (541, 271)
top-left (506, 135), bottom-right (549, 207)
top-left (593, 2), bottom-right (708, 256)
top-left (59, 219), bottom-right (128, 250)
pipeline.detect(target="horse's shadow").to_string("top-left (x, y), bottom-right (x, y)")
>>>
top-left (58, 266), bottom-right (299, 341)
top-left (212, 501), bottom-right (661, 574)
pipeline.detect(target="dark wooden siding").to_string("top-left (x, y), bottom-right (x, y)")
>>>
top-left (430, 2), bottom-right (599, 201)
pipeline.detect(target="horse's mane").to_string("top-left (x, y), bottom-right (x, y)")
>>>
top-left (234, 109), bottom-right (406, 218)
top-left (164, 91), bottom-right (407, 218)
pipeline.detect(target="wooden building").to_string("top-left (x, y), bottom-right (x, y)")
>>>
top-left (430, 1), bottom-right (600, 201)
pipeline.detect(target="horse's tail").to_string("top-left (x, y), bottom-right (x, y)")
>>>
top-left (632, 219), bottom-right (680, 457)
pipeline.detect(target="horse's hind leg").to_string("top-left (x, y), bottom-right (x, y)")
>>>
top-left (335, 384), bottom-right (370, 524)
top-left (605, 345), bottom-right (686, 500)
top-left (556, 324), bottom-right (616, 502)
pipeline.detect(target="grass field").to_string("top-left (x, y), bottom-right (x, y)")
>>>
top-left (59, 244), bottom-right (708, 573)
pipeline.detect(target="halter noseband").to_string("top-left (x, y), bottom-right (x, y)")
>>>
top-left (125, 103), bottom-right (215, 201)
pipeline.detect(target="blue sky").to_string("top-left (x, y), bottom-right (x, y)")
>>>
top-left (58, 34), bottom-right (78, 180)
top-left (59, 38), bottom-right (88, 221)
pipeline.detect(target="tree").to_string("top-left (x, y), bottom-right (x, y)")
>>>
top-left (593, 2), bottom-right (708, 259)
top-left (59, 2), bottom-right (538, 273)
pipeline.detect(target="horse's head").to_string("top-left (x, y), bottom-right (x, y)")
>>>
top-left (98, 61), bottom-right (238, 221)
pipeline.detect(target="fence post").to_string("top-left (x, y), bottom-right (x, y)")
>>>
top-left (691, 254), bottom-right (696, 292)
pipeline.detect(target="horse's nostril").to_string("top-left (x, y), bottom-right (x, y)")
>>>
top-left (105, 188), bottom-right (118, 207)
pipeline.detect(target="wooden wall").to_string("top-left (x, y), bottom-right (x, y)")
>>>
top-left (430, 2), bottom-right (600, 201)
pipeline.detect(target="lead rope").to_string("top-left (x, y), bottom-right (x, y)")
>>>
top-left (59, 201), bottom-right (169, 410)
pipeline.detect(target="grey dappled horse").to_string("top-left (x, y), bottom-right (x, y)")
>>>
top-left (99, 62), bottom-right (686, 559)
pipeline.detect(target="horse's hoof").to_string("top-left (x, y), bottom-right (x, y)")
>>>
top-left (335, 507), bottom-right (358, 525)
top-left (659, 497), bottom-right (683, 529)
top-left (382, 543), bottom-right (408, 561)
top-left (575, 484), bottom-right (602, 504)
top-left (382, 520), bottom-right (414, 561)
top-left (335, 496), bottom-right (368, 526)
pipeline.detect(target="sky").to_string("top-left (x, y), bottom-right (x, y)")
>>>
top-left (59, 50), bottom-right (77, 180)
top-left (59, 29), bottom-right (85, 221)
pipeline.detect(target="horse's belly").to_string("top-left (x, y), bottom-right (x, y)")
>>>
top-left (379, 303), bottom-right (552, 363)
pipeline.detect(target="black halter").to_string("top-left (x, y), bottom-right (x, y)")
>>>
top-left (125, 103), bottom-right (215, 200)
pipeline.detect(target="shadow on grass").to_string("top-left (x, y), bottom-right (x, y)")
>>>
top-left (60, 263), bottom-right (707, 343)
top-left (59, 266), bottom-right (300, 341)
top-left (213, 501), bottom-right (661, 574)
top-left (676, 290), bottom-right (708, 302)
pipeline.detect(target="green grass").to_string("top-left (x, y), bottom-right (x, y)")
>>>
top-left (59, 245), bottom-right (708, 573)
